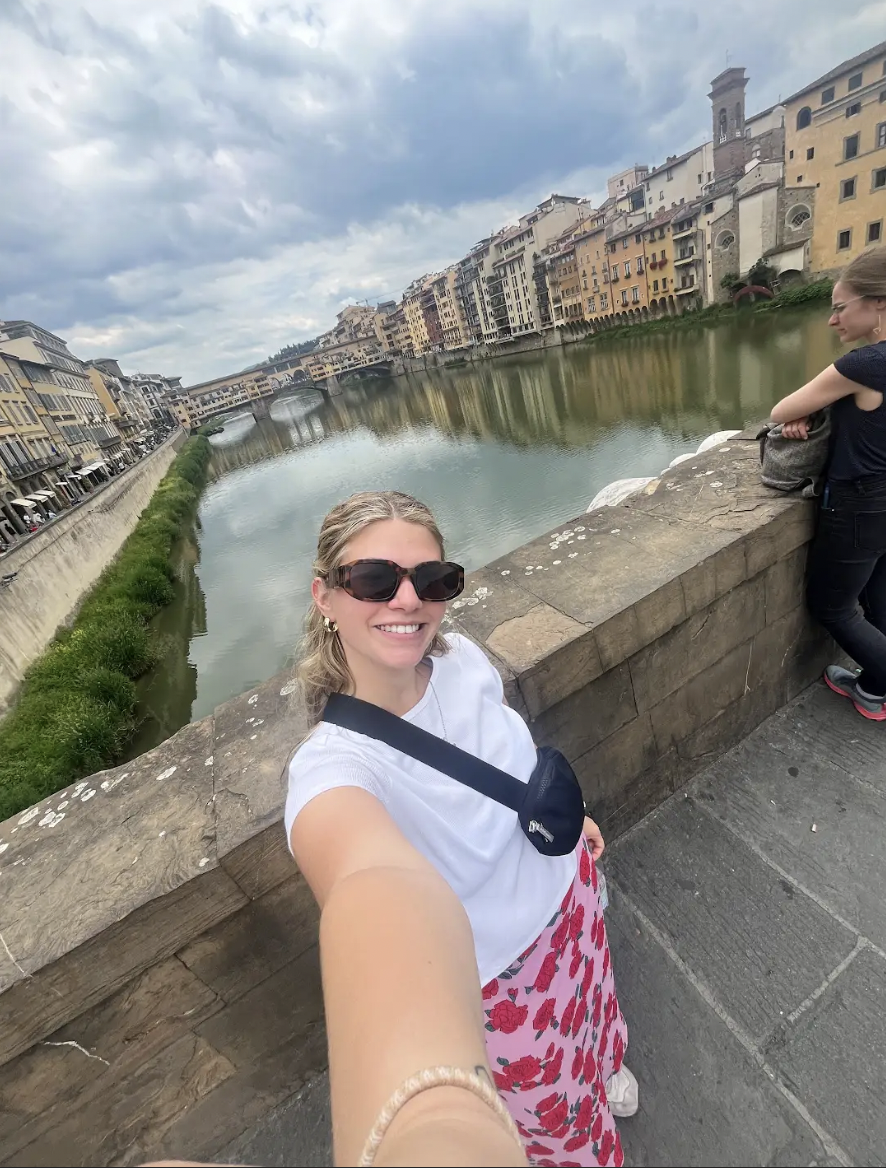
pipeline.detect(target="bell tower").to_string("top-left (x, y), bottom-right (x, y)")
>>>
top-left (709, 66), bottom-right (749, 179)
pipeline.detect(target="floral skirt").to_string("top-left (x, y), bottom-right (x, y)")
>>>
top-left (482, 841), bottom-right (627, 1167)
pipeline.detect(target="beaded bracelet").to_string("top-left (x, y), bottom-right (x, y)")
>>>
top-left (358, 1065), bottom-right (525, 1166)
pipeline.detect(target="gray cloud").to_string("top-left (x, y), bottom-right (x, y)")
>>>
top-left (0, 0), bottom-right (883, 382)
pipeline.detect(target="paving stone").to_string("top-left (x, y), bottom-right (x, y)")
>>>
top-left (693, 715), bottom-right (886, 951)
top-left (608, 797), bottom-right (856, 1043)
top-left (765, 947), bottom-right (886, 1168)
top-left (606, 898), bottom-right (827, 1168)
top-left (218, 1071), bottom-right (332, 1168)
top-left (774, 683), bottom-right (886, 796)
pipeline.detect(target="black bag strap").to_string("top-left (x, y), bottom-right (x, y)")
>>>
top-left (323, 692), bottom-right (526, 813)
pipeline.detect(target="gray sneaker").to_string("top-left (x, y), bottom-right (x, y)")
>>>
top-left (824, 666), bottom-right (886, 722)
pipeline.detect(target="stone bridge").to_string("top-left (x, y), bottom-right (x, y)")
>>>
top-left (1, 433), bottom-right (883, 1167)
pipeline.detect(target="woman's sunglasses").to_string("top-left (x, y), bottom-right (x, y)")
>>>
top-left (325, 559), bottom-right (465, 603)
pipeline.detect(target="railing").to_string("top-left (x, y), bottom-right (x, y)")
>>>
top-left (5, 452), bottom-right (68, 480)
top-left (98, 434), bottom-right (122, 448)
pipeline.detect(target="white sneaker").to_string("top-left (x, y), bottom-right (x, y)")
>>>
top-left (606, 1065), bottom-right (639, 1117)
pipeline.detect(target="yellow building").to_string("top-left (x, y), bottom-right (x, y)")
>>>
top-left (0, 322), bottom-right (119, 470)
top-left (574, 225), bottom-right (611, 323)
top-left (431, 269), bottom-right (469, 350)
top-left (86, 366), bottom-right (132, 465)
top-left (0, 352), bottom-right (77, 527)
top-left (302, 337), bottom-right (386, 381)
top-left (643, 209), bottom-right (679, 316)
top-left (403, 279), bottom-right (433, 356)
top-left (547, 245), bottom-right (582, 324)
top-left (380, 303), bottom-right (414, 356)
top-left (784, 40), bottom-right (886, 274)
top-left (605, 224), bottom-right (650, 318)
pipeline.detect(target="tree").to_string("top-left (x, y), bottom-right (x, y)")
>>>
top-left (746, 259), bottom-right (778, 290)
top-left (720, 271), bottom-right (744, 295)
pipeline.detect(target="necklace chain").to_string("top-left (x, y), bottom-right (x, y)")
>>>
top-left (428, 679), bottom-right (448, 743)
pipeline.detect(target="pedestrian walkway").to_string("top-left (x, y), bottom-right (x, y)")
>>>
top-left (221, 679), bottom-right (885, 1168)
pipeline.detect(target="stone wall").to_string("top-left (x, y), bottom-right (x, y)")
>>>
top-left (710, 204), bottom-right (740, 302)
top-left (0, 435), bottom-right (833, 1166)
top-left (775, 184), bottom-right (817, 275)
top-left (0, 432), bottom-right (187, 716)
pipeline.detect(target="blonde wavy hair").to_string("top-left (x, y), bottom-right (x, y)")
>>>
top-left (298, 490), bottom-right (452, 723)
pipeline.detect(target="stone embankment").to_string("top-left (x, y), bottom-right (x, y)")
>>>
top-left (0, 432), bottom-right (187, 716)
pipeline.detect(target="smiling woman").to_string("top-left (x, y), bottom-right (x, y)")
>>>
top-left (284, 489), bottom-right (634, 1167)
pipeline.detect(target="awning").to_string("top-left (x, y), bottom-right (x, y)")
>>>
top-left (32, 490), bottom-right (56, 500)
top-left (78, 461), bottom-right (107, 476)
top-left (24, 494), bottom-right (48, 504)
top-left (9, 498), bottom-right (35, 510)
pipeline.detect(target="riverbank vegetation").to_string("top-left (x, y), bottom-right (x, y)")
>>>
top-left (0, 436), bottom-right (212, 822)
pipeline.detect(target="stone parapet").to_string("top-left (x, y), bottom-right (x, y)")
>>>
top-left (0, 433), bottom-right (831, 1165)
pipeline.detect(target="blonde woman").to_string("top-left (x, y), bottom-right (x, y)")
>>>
top-left (772, 246), bottom-right (886, 721)
top-left (286, 491), bottom-right (635, 1168)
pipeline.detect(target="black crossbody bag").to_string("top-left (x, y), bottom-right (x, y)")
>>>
top-left (324, 692), bottom-right (586, 857)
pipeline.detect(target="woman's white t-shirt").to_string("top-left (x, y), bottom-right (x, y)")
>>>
top-left (284, 633), bottom-right (576, 985)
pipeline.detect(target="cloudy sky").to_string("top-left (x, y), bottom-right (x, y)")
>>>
top-left (1, 1), bottom-right (884, 384)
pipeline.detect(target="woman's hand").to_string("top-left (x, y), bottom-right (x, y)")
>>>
top-left (582, 816), bottom-right (605, 861)
top-left (782, 417), bottom-right (810, 440)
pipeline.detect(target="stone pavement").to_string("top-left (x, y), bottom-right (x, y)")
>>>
top-left (220, 679), bottom-right (885, 1168)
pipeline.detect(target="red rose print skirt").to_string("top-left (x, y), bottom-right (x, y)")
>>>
top-left (481, 840), bottom-right (627, 1167)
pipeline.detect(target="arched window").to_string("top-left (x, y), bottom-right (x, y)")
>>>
top-left (734, 101), bottom-right (742, 130)
top-left (796, 106), bottom-right (812, 130)
top-left (718, 109), bottom-right (728, 141)
top-left (786, 204), bottom-right (812, 229)
top-left (716, 231), bottom-right (736, 250)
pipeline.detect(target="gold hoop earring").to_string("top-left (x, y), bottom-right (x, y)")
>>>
top-left (323, 616), bottom-right (338, 634)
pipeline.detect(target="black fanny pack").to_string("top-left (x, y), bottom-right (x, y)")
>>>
top-left (323, 692), bottom-right (586, 856)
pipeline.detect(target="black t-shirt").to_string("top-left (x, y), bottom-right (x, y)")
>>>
top-left (829, 341), bottom-right (886, 481)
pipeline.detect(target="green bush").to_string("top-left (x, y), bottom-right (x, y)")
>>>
top-left (0, 435), bottom-right (211, 822)
top-left (770, 279), bottom-right (834, 307)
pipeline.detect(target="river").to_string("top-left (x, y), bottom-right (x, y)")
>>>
top-left (128, 306), bottom-right (840, 755)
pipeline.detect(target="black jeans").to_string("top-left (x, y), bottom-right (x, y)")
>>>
top-left (806, 476), bottom-right (886, 696)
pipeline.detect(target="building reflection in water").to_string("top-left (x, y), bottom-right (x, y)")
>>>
top-left (201, 311), bottom-right (840, 479)
top-left (124, 527), bottom-right (208, 759)
top-left (139, 307), bottom-right (839, 745)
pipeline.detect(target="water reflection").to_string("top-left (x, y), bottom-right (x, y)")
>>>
top-left (125, 529), bottom-right (207, 760)
top-left (135, 307), bottom-right (839, 744)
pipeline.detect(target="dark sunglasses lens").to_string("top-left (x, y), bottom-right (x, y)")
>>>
top-left (346, 561), bottom-right (399, 601)
top-left (415, 562), bottom-right (464, 601)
